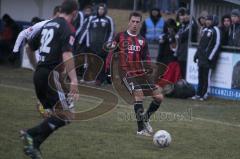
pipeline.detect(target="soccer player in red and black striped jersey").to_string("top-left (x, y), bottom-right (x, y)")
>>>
top-left (112, 12), bottom-right (164, 136)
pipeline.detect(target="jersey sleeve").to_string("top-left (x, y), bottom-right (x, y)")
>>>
top-left (112, 32), bottom-right (120, 50)
top-left (12, 28), bottom-right (29, 52)
top-left (60, 23), bottom-right (75, 53)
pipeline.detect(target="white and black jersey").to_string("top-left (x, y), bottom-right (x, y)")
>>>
top-left (83, 15), bottom-right (114, 56)
top-left (29, 17), bottom-right (75, 70)
top-left (73, 11), bottom-right (84, 37)
top-left (13, 20), bottom-right (50, 52)
top-left (195, 26), bottom-right (221, 68)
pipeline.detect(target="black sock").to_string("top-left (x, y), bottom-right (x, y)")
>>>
top-left (145, 100), bottom-right (161, 121)
top-left (134, 101), bottom-right (144, 132)
top-left (27, 116), bottom-right (67, 149)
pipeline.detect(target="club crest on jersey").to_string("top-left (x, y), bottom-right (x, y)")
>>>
top-left (138, 40), bottom-right (143, 46)
top-left (207, 31), bottom-right (212, 37)
top-left (101, 22), bottom-right (106, 27)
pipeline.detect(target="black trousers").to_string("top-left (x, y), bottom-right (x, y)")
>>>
top-left (34, 67), bottom-right (68, 109)
top-left (179, 60), bottom-right (186, 79)
top-left (197, 66), bottom-right (211, 98)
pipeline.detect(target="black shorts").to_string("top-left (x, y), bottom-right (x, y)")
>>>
top-left (33, 67), bottom-right (70, 109)
top-left (122, 74), bottom-right (157, 94)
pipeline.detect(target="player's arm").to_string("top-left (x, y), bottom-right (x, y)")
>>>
top-left (62, 52), bottom-right (78, 84)
top-left (13, 28), bottom-right (30, 53)
top-left (62, 51), bottom-right (79, 101)
top-left (141, 41), bottom-right (152, 74)
top-left (61, 24), bottom-right (79, 100)
top-left (27, 29), bottom-right (41, 69)
top-left (26, 44), bottom-right (37, 69)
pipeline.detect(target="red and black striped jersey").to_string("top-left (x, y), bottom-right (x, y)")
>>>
top-left (112, 31), bottom-right (150, 77)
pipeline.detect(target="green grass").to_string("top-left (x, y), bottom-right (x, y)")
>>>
top-left (1, 65), bottom-right (240, 159)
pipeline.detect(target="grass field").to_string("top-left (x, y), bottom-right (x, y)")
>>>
top-left (1, 64), bottom-right (240, 159)
top-left (1, 9), bottom-right (240, 159)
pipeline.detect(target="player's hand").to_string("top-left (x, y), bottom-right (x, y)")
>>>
top-left (69, 82), bottom-right (79, 101)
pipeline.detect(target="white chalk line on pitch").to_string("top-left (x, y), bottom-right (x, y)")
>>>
top-left (1, 83), bottom-right (240, 129)
top-left (0, 83), bottom-right (103, 103)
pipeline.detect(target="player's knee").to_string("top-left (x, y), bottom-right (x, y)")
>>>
top-left (134, 95), bottom-right (144, 101)
top-left (134, 90), bottom-right (144, 101)
top-left (153, 94), bottom-right (164, 103)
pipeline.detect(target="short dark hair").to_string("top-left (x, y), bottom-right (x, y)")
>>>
top-left (129, 12), bottom-right (142, 21)
top-left (61, 0), bottom-right (79, 14)
top-left (53, 5), bottom-right (61, 16)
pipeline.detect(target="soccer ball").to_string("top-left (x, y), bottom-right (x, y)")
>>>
top-left (153, 130), bottom-right (171, 148)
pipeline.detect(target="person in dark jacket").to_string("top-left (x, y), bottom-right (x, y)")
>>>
top-left (175, 7), bottom-right (198, 79)
top-left (0, 14), bottom-right (21, 63)
top-left (157, 18), bottom-right (178, 65)
top-left (192, 15), bottom-right (221, 101)
top-left (220, 14), bottom-right (231, 46)
top-left (228, 9), bottom-right (240, 46)
top-left (75, 5), bottom-right (93, 54)
top-left (83, 3), bottom-right (114, 85)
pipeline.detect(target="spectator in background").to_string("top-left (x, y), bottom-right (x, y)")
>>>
top-left (157, 18), bottom-right (182, 83)
top-left (158, 18), bottom-right (178, 65)
top-left (30, 17), bottom-right (43, 25)
top-left (73, 8), bottom-right (84, 38)
top-left (75, 5), bottom-right (93, 54)
top-left (175, 8), bottom-right (198, 79)
top-left (83, 3), bottom-right (114, 85)
top-left (74, 5), bottom-right (93, 80)
top-left (220, 14), bottom-right (231, 46)
top-left (192, 15), bottom-right (221, 101)
top-left (0, 14), bottom-right (21, 63)
top-left (140, 8), bottom-right (164, 43)
top-left (228, 9), bottom-right (240, 46)
top-left (197, 11), bottom-right (208, 42)
top-left (140, 8), bottom-right (164, 61)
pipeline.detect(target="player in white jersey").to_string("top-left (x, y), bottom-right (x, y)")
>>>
top-left (12, 6), bottom-right (61, 118)
top-left (12, 6), bottom-right (61, 56)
